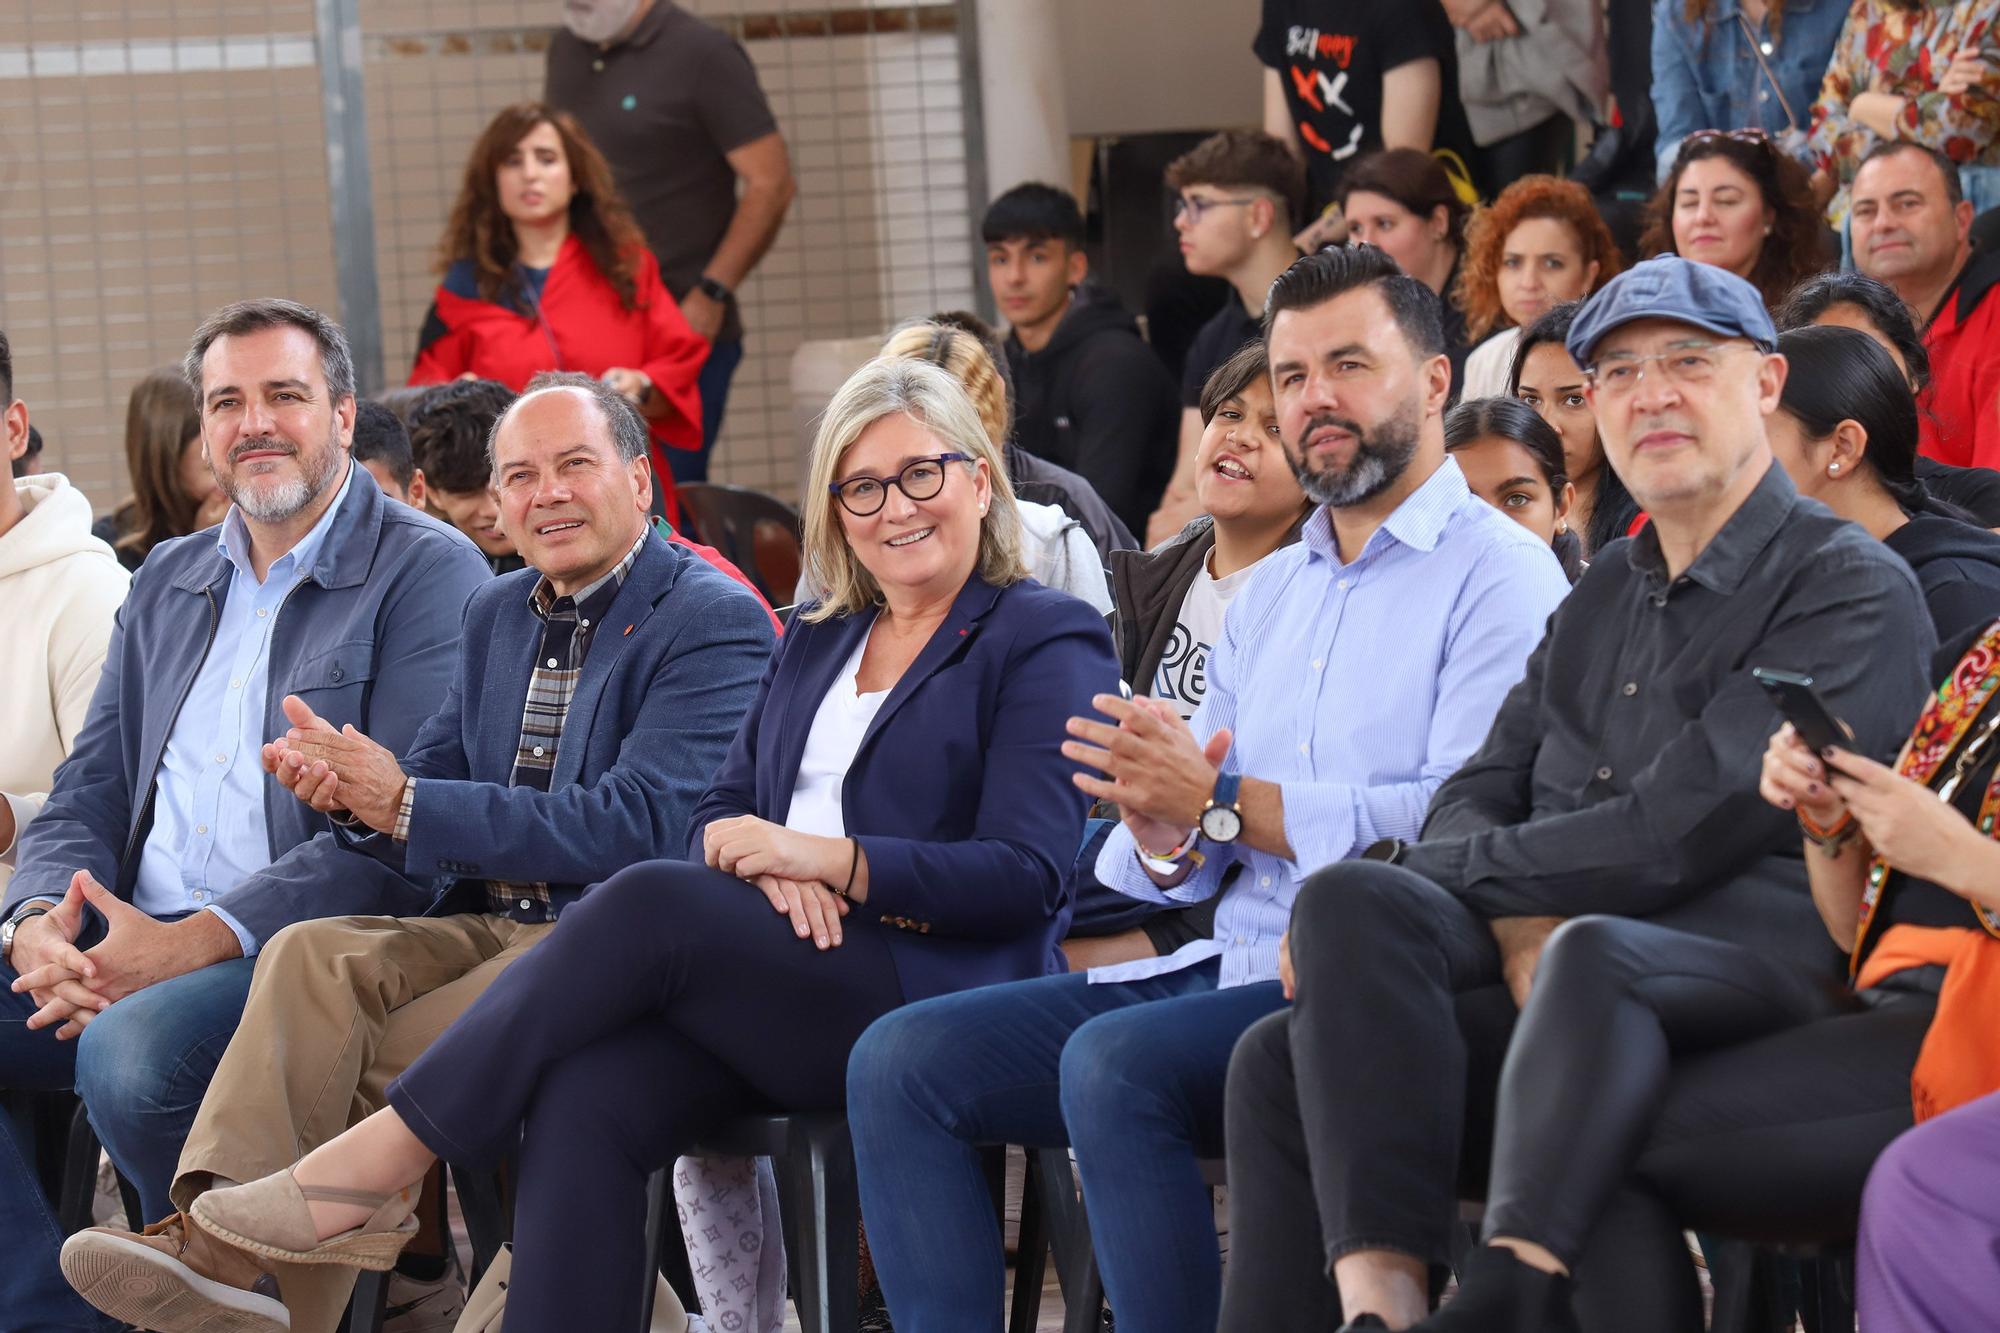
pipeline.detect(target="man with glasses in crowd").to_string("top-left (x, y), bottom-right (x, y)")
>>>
top-left (1148, 130), bottom-right (1308, 543)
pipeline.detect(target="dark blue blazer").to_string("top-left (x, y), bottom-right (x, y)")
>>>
top-left (346, 531), bottom-right (773, 904)
top-left (689, 575), bottom-right (1120, 1003)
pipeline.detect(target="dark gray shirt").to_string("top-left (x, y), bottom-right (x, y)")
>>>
top-left (546, 3), bottom-right (777, 343)
top-left (1402, 462), bottom-right (1935, 971)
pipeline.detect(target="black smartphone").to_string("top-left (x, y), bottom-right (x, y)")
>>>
top-left (1752, 667), bottom-right (1855, 758)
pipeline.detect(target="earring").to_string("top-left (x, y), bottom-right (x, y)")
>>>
top-left (1829, 463), bottom-right (1840, 475)
top-left (1556, 519), bottom-right (1569, 534)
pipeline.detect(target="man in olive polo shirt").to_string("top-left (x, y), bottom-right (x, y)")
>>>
top-left (547, 0), bottom-right (798, 485)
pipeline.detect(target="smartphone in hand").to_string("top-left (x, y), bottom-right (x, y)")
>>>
top-left (1752, 668), bottom-right (1856, 764)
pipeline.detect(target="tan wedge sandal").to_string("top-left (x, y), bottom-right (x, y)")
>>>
top-left (189, 1169), bottom-right (419, 1270)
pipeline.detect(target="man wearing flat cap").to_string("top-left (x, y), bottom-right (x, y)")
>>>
top-left (1210, 254), bottom-right (1937, 1333)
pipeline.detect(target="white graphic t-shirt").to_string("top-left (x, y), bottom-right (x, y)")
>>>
top-left (1148, 551), bottom-right (1271, 720)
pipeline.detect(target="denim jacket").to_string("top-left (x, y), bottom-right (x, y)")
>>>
top-left (1651, 0), bottom-right (1848, 179)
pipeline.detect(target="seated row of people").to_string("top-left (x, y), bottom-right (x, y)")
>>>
top-left (14, 255), bottom-right (2000, 1333)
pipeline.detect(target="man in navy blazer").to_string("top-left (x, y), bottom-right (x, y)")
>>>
top-left (126, 374), bottom-right (772, 1332)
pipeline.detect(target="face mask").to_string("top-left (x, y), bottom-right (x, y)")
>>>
top-left (562, 0), bottom-right (641, 44)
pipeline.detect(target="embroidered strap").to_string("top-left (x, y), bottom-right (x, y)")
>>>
top-left (1853, 621), bottom-right (2000, 976)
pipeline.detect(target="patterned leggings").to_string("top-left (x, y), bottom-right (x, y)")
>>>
top-left (676, 1155), bottom-right (786, 1333)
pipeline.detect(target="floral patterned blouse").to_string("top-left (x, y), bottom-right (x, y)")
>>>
top-left (1808, 0), bottom-right (2000, 218)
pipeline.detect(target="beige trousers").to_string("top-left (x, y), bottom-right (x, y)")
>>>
top-left (171, 912), bottom-right (556, 1333)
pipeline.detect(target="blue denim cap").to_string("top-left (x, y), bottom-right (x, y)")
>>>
top-left (1565, 254), bottom-right (1778, 368)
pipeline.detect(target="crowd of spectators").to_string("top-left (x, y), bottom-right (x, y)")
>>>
top-left (9, 2), bottom-right (2000, 1332)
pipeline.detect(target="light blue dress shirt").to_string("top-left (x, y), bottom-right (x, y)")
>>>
top-left (131, 469), bottom-right (356, 956)
top-left (1092, 457), bottom-right (1571, 989)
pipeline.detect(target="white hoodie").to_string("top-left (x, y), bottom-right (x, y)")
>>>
top-left (0, 474), bottom-right (129, 889)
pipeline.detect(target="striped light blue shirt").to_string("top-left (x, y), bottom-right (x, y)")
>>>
top-left (1091, 456), bottom-right (1571, 989)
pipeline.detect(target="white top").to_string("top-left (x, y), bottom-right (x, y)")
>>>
top-left (1018, 499), bottom-right (1114, 614)
top-left (1148, 549), bottom-right (1272, 722)
top-left (785, 628), bottom-right (891, 839)
top-left (1462, 327), bottom-right (1523, 401)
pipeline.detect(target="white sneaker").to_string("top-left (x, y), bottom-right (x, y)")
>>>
top-left (383, 1265), bottom-right (466, 1333)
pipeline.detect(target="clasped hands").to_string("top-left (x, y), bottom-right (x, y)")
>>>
top-left (1442, 0), bottom-right (1519, 42)
top-left (10, 870), bottom-right (237, 1039)
top-left (703, 816), bottom-right (855, 952)
top-left (1063, 693), bottom-right (1231, 860)
top-left (261, 694), bottom-right (408, 836)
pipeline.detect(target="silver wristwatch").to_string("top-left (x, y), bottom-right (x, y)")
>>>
top-left (0, 904), bottom-right (52, 968)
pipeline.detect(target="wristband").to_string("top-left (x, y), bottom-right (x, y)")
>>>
top-left (837, 837), bottom-right (860, 899)
top-left (1798, 807), bottom-right (1858, 854)
top-left (1136, 827), bottom-right (1203, 877)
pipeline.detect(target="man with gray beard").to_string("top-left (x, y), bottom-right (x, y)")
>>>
top-left (0, 299), bottom-right (489, 1330)
top-left (845, 245), bottom-right (1572, 1331)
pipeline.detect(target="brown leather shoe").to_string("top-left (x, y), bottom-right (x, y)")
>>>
top-left (60, 1211), bottom-right (288, 1332)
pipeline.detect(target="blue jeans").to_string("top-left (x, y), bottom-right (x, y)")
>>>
top-left (669, 337), bottom-right (745, 486)
top-left (1, 952), bottom-right (254, 1330)
top-left (847, 960), bottom-right (1286, 1333)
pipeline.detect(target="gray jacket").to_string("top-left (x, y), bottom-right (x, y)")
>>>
top-left (1456, 0), bottom-right (1609, 147)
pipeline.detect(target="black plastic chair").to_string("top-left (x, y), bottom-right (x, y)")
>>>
top-left (28, 1094), bottom-right (143, 1236)
top-left (341, 1163), bottom-right (512, 1333)
top-left (673, 483), bottom-right (803, 607)
top-left (640, 1112), bottom-right (860, 1333)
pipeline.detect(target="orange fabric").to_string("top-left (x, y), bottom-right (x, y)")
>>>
top-left (1854, 923), bottom-right (2000, 1121)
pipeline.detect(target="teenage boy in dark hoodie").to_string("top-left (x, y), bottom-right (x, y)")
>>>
top-left (988, 184), bottom-right (1181, 536)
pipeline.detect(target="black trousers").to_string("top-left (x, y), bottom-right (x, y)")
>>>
top-left (1218, 862), bottom-right (1934, 1333)
top-left (386, 861), bottom-right (906, 1332)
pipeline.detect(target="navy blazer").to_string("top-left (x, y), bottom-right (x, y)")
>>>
top-left (345, 531), bottom-right (773, 905)
top-left (690, 575), bottom-right (1120, 1003)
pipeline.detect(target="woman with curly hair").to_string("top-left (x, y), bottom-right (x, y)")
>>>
top-left (411, 102), bottom-right (708, 520)
top-left (1457, 175), bottom-right (1622, 399)
top-left (1640, 129), bottom-right (1832, 310)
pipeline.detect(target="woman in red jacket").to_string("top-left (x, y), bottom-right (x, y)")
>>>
top-left (411, 102), bottom-right (708, 519)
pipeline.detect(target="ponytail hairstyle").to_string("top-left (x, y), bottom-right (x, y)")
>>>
top-left (1774, 325), bottom-right (1968, 520)
top-left (879, 318), bottom-right (1013, 450)
top-left (1774, 269), bottom-right (1932, 394)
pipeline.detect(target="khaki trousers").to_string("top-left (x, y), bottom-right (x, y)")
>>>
top-left (171, 912), bottom-right (555, 1333)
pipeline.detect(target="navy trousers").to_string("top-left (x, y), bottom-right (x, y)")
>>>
top-left (386, 860), bottom-right (905, 1332)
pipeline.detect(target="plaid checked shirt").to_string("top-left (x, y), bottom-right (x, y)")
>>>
top-left (394, 532), bottom-right (644, 922)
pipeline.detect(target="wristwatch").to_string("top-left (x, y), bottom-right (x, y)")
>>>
top-left (1361, 837), bottom-right (1407, 865)
top-left (695, 275), bottom-right (733, 305)
top-left (1, 904), bottom-right (53, 968)
top-left (1198, 772), bottom-right (1244, 844)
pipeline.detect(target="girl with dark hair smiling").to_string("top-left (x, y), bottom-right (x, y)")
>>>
top-left (1770, 324), bottom-right (2000, 636)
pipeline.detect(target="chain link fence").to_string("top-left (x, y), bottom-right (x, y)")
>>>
top-left (1, 0), bottom-right (986, 507)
